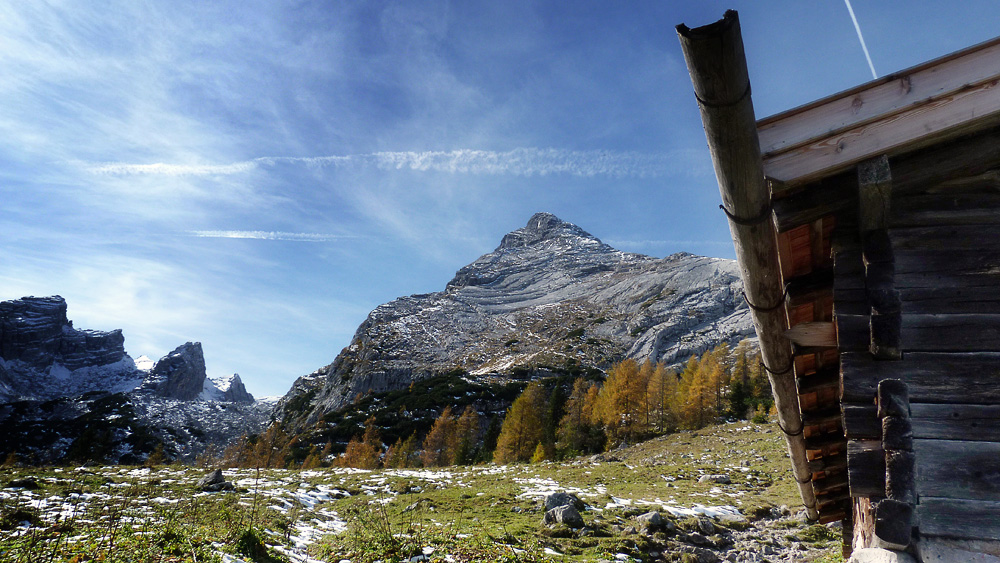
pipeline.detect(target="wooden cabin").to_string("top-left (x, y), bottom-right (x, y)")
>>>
top-left (679, 11), bottom-right (1000, 560)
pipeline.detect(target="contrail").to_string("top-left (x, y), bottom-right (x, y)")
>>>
top-left (844, 0), bottom-right (878, 80)
top-left (87, 148), bottom-right (702, 179)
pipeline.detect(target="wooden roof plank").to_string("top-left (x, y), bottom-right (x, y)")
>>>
top-left (763, 78), bottom-right (1000, 187)
top-left (758, 36), bottom-right (1000, 157)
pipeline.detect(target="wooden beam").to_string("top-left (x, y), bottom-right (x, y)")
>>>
top-left (785, 267), bottom-right (834, 308)
top-left (915, 439), bottom-right (1000, 500)
top-left (759, 36), bottom-right (1000, 188)
top-left (891, 224), bottom-right (1000, 251)
top-left (873, 499), bottom-right (913, 550)
top-left (758, 36), bottom-right (1000, 160)
top-left (910, 404), bottom-right (1000, 441)
top-left (676, 11), bottom-right (818, 519)
top-left (858, 156), bottom-right (893, 233)
top-left (892, 192), bottom-right (1000, 228)
top-left (785, 321), bottom-right (837, 347)
top-left (836, 314), bottom-right (870, 351)
top-left (771, 173), bottom-right (856, 233)
top-left (891, 125), bottom-right (1000, 195)
top-left (918, 497), bottom-right (1000, 540)
top-left (901, 314), bottom-right (1000, 351)
top-left (848, 440), bottom-right (886, 497)
top-left (843, 404), bottom-right (880, 440)
top-left (899, 286), bottom-right (1000, 314)
top-left (841, 351), bottom-right (1000, 404)
top-left (808, 451), bottom-right (848, 473)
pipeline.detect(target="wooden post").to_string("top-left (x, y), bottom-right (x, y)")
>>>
top-left (677, 10), bottom-right (818, 520)
top-left (858, 156), bottom-right (902, 360)
top-left (875, 379), bottom-right (915, 550)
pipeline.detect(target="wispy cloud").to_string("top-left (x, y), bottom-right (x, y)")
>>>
top-left (188, 230), bottom-right (357, 242)
top-left (88, 148), bottom-right (703, 179)
top-left (606, 239), bottom-right (734, 248)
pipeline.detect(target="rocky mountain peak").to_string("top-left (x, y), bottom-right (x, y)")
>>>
top-left (152, 342), bottom-right (207, 401)
top-left (498, 212), bottom-right (600, 250)
top-left (278, 213), bottom-right (754, 428)
top-left (219, 373), bottom-right (255, 404)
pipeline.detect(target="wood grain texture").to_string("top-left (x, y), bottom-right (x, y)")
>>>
top-left (899, 287), bottom-right (1000, 314)
top-left (843, 404), bottom-right (880, 440)
top-left (918, 497), bottom-right (1000, 539)
top-left (761, 78), bottom-right (1000, 187)
top-left (892, 192), bottom-right (1000, 228)
top-left (785, 322), bottom-right (837, 347)
top-left (901, 314), bottom-right (1000, 351)
top-left (915, 439), bottom-right (1000, 500)
top-left (910, 404), bottom-right (1000, 441)
top-left (841, 351), bottom-right (1000, 403)
top-left (758, 37), bottom-right (1000, 159)
top-left (848, 440), bottom-right (886, 498)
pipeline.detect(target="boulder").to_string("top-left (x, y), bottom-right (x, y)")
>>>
top-left (196, 469), bottom-right (233, 492)
top-left (544, 491), bottom-right (584, 512)
top-left (697, 474), bottom-right (731, 484)
top-left (543, 505), bottom-right (585, 528)
top-left (636, 511), bottom-right (663, 531)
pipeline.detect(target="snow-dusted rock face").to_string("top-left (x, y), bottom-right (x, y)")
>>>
top-left (0, 296), bottom-right (139, 402)
top-left (278, 213), bottom-right (754, 428)
top-left (151, 342), bottom-right (208, 401)
top-left (0, 297), bottom-right (264, 464)
top-left (201, 373), bottom-right (255, 403)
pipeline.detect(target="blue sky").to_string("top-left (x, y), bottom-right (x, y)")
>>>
top-left (3, 1), bottom-right (999, 397)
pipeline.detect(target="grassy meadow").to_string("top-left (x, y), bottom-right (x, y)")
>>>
top-left (0, 421), bottom-right (844, 563)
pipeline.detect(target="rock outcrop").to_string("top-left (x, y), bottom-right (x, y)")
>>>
top-left (218, 374), bottom-right (255, 403)
top-left (0, 296), bottom-right (138, 402)
top-left (278, 213), bottom-right (754, 428)
top-left (0, 297), bottom-right (265, 464)
top-left (152, 342), bottom-right (208, 401)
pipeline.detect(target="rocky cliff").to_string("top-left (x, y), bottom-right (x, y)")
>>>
top-left (151, 342), bottom-right (208, 400)
top-left (278, 213), bottom-right (754, 429)
top-left (0, 296), bottom-right (140, 402)
top-left (0, 296), bottom-right (267, 464)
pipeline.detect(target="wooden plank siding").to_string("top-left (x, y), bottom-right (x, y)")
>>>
top-left (752, 27), bottom-right (1000, 545)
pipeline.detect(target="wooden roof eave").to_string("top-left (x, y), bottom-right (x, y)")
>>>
top-left (759, 35), bottom-right (1000, 191)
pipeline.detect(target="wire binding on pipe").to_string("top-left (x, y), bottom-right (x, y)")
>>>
top-left (694, 81), bottom-right (752, 109)
top-left (777, 418), bottom-right (804, 438)
top-left (742, 287), bottom-right (787, 313)
top-left (761, 359), bottom-right (794, 377)
top-left (719, 202), bottom-right (772, 226)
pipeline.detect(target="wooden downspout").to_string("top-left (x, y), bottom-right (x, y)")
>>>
top-left (677, 11), bottom-right (819, 519)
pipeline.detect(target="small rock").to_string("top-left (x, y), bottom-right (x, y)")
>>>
top-left (201, 481), bottom-right (235, 492)
top-left (196, 469), bottom-right (234, 492)
top-left (511, 506), bottom-right (523, 513)
top-left (687, 531), bottom-right (711, 546)
top-left (636, 511), bottom-right (663, 531)
top-left (544, 492), bottom-right (584, 511)
top-left (698, 474), bottom-right (731, 484)
top-left (623, 526), bottom-right (637, 535)
top-left (697, 517), bottom-right (716, 535)
top-left (543, 505), bottom-right (585, 528)
top-left (196, 469), bottom-right (224, 488)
